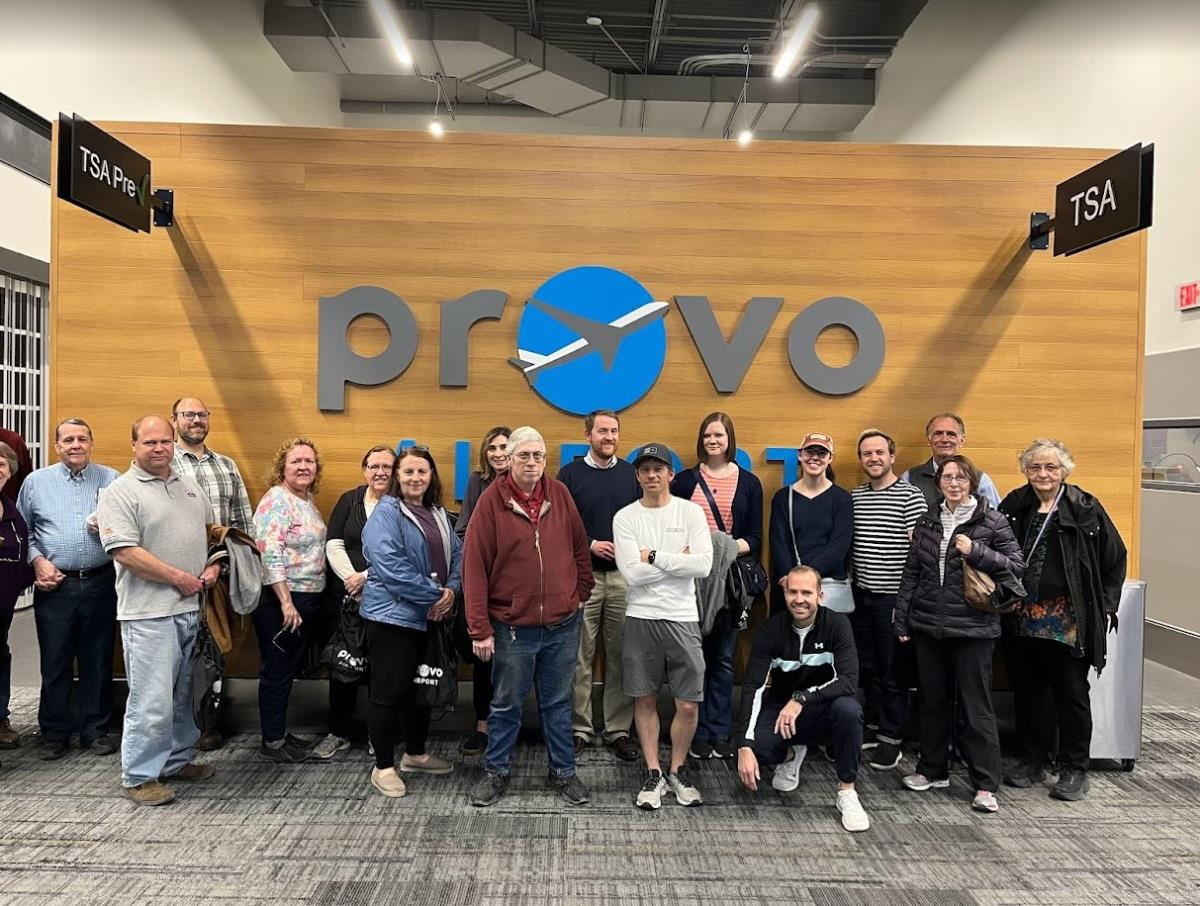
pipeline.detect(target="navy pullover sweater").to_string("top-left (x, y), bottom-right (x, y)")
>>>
top-left (556, 457), bottom-right (640, 572)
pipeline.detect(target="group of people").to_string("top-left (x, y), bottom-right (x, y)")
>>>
top-left (0, 405), bottom-right (1127, 833)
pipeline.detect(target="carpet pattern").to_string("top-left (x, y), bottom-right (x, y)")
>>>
top-left (0, 687), bottom-right (1197, 906)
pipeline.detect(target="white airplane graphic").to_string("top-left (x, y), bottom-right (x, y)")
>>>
top-left (509, 297), bottom-right (670, 382)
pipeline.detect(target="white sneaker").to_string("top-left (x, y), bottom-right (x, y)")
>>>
top-left (771, 745), bottom-right (807, 792)
top-left (837, 789), bottom-right (870, 832)
top-left (971, 789), bottom-right (999, 813)
top-left (310, 734), bottom-right (350, 760)
top-left (901, 772), bottom-right (950, 791)
top-left (636, 770), bottom-right (668, 810)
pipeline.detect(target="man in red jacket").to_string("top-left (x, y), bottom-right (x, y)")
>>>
top-left (463, 425), bottom-right (594, 808)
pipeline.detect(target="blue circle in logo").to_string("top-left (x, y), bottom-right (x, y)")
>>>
top-left (512, 266), bottom-right (667, 415)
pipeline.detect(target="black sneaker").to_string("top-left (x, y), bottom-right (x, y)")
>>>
top-left (80, 733), bottom-right (120, 756)
top-left (470, 770), bottom-right (509, 807)
top-left (1050, 767), bottom-right (1090, 801)
top-left (688, 739), bottom-right (714, 760)
top-left (868, 741), bottom-right (902, 770)
top-left (39, 738), bottom-right (70, 761)
top-left (1003, 761), bottom-right (1047, 788)
top-left (549, 772), bottom-right (590, 806)
top-left (260, 740), bottom-right (308, 763)
top-left (461, 730), bottom-right (488, 757)
top-left (711, 738), bottom-right (735, 760)
top-left (611, 735), bottom-right (640, 762)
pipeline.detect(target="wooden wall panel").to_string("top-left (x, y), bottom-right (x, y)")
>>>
top-left (51, 125), bottom-right (1145, 676)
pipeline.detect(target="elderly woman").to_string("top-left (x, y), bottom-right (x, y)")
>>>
top-left (670, 411), bottom-right (763, 760)
top-left (0, 441), bottom-right (34, 757)
top-left (311, 444), bottom-right (396, 761)
top-left (252, 437), bottom-right (327, 763)
top-left (453, 426), bottom-right (510, 757)
top-left (360, 445), bottom-right (461, 798)
top-left (894, 455), bottom-right (1025, 814)
top-left (998, 439), bottom-right (1127, 801)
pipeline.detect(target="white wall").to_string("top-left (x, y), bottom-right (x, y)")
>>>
top-left (0, 0), bottom-right (342, 262)
top-left (851, 0), bottom-right (1200, 355)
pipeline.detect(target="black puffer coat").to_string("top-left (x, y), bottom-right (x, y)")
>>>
top-left (894, 496), bottom-right (1026, 640)
top-left (998, 482), bottom-right (1127, 671)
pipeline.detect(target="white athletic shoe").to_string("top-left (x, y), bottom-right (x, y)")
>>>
top-left (310, 734), bottom-right (350, 760)
top-left (636, 770), bottom-right (668, 810)
top-left (837, 789), bottom-right (870, 832)
top-left (771, 745), bottom-right (808, 792)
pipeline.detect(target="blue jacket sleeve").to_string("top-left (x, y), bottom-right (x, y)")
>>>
top-left (446, 525), bottom-right (464, 595)
top-left (362, 502), bottom-right (441, 608)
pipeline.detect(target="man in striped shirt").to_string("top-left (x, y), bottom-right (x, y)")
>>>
top-left (171, 397), bottom-right (253, 751)
top-left (850, 429), bottom-right (925, 771)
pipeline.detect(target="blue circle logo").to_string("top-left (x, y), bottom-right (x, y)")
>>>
top-left (510, 266), bottom-right (668, 415)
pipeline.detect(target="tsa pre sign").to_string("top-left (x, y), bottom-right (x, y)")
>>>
top-left (57, 114), bottom-right (152, 233)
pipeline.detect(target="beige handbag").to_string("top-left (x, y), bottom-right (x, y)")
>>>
top-left (962, 561), bottom-right (999, 612)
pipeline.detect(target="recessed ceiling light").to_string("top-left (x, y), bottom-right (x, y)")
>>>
top-left (586, 16), bottom-right (603, 26)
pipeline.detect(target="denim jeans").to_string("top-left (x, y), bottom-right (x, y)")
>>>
top-left (695, 610), bottom-right (735, 742)
top-left (33, 569), bottom-right (117, 743)
top-left (485, 609), bottom-right (581, 779)
top-left (251, 590), bottom-right (324, 743)
top-left (120, 611), bottom-right (200, 787)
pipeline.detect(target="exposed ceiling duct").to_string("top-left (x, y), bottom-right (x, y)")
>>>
top-left (264, 4), bottom-right (878, 134)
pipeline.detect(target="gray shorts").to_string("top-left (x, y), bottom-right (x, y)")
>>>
top-left (622, 617), bottom-right (704, 702)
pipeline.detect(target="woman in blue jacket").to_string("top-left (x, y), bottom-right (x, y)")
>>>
top-left (361, 445), bottom-right (462, 798)
top-left (670, 412), bottom-right (763, 760)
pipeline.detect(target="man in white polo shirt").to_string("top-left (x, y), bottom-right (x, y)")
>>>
top-left (97, 415), bottom-right (220, 806)
top-left (613, 442), bottom-right (712, 811)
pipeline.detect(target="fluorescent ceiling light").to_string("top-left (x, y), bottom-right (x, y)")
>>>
top-left (773, 4), bottom-right (820, 80)
top-left (367, 0), bottom-right (413, 67)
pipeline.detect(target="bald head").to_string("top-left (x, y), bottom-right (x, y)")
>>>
top-left (131, 415), bottom-right (175, 477)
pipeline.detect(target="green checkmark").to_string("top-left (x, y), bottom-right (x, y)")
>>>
top-left (136, 173), bottom-right (150, 206)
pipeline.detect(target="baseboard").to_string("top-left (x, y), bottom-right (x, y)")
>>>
top-left (1145, 620), bottom-right (1200, 679)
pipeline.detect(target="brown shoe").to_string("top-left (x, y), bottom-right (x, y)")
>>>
top-left (122, 781), bottom-right (177, 806)
top-left (162, 762), bottom-right (215, 782)
top-left (0, 719), bottom-right (19, 750)
top-left (611, 735), bottom-right (641, 762)
top-left (573, 735), bottom-right (589, 756)
top-left (194, 732), bottom-right (224, 752)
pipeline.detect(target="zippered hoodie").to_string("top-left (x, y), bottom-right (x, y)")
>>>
top-left (360, 498), bottom-right (462, 631)
top-left (736, 607), bottom-right (858, 747)
top-left (463, 474), bottom-right (594, 641)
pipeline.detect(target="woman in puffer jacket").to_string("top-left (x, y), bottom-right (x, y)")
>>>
top-left (893, 454), bottom-right (1025, 814)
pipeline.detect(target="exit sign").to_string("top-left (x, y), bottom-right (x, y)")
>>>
top-left (1179, 281), bottom-right (1200, 311)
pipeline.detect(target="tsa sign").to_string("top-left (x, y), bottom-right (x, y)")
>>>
top-left (1178, 281), bottom-right (1200, 312)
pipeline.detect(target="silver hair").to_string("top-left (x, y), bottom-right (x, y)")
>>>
top-left (0, 441), bottom-right (17, 475)
top-left (506, 425), bottom-right (545, 452)
top-left (1018, 438), bottom-right (1076, 476)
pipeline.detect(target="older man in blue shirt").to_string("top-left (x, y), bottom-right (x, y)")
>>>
top-left (16, 418), bottom-right (119, 759)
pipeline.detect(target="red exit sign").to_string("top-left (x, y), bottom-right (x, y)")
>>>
top-left (1180, 281), bottom-right (1200, 311)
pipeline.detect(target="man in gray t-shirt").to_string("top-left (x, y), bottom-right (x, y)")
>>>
top-left (96, 415), bottom-right (219, 806)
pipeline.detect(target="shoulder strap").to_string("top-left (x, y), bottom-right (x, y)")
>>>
top-left (787, 488), bottom-right (801, 566)
top-left (693, 468), bottom-right (728, 534)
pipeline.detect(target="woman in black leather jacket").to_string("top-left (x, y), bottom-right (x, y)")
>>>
top-left (893, 455), bottom-right (1025, 814)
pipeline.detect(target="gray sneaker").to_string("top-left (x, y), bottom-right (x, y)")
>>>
top-left (310, 734), bottom-right (350, 760)
top-left (635, 770), bottom-right (667, 810)
top-left (667, 769), bottom-right (703, 807)
top-left (469, 771), bottom-right (509, 807)
top-left (549, 772), bottom-right (590, 806)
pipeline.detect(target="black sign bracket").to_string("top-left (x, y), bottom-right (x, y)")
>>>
top-left (152, 188), bottom-right (174, 228)
top-left (1029, 212), bottom-right (1053, 251)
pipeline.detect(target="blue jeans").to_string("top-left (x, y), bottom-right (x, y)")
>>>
top-left (33, 569), bottom-right (117, 742)
top-left (695, 612), bottom-right (735, 742)
top-left (484, 609), bottom-right (581, 779)
top-left (251, 590), bottom-right (324, 743)
top-left (120, 611), bottom-right (200, 787)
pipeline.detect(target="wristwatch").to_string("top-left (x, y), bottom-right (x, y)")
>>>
top-left (790, 690), bottom-right (809, 705)
top-left (648, 550), bottom-right (657, 565)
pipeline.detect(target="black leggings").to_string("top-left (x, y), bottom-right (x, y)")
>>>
top-left (453, 605), bottom-right (494, 723)
top-left (365, 620), bottom-right (430, 770)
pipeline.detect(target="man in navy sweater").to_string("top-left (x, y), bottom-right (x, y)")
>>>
top-left (558, 410), bottom-right (641, 761)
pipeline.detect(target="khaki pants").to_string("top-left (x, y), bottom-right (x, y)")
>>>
top-left (571, 570), bottom-right (633, 741)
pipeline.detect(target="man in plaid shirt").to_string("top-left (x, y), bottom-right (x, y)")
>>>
top-left (171, 397), bottom-right (253, 750)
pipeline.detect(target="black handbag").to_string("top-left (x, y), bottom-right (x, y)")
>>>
top-left (320, 594), bottom-right (369, 683)
top-left (412, 620), bottom-right (458, 712)
top-left (694, 469), bottom-right (767, 629)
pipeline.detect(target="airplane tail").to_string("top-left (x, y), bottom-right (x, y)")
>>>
top-left (508, 352), bottom-right (547, 383)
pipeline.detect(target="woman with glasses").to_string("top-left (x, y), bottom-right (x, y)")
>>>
top-left (893, 455), bottom-right (1025, 814)
top-left (998, 439), bottom-right (1126, 802)
top-left (452, 426), bottom-right (510, 757)
top-left (0, 442), bottom-right (34, 761)
top-left (310, 444), bottom-right (397, 761)
top-left (251, 437), bottom-right (327, 763)
top-left (670, 412), bottom-right (763, 760)
top-left (360, 445), bottom-right (461, 798)
top-left (768, 432), bottom-right (853, 614)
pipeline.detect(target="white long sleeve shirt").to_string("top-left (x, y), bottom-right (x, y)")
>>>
top-left (613, 496), bottom-right (714, 622)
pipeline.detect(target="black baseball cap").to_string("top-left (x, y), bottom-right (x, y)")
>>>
top-left (631, 442), bottom-right (676, 469)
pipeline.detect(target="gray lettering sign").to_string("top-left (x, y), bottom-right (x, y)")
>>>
top-left (787, 296), bottom-right (885, 396)
top-left (318, 285), bottom-right (418, 411)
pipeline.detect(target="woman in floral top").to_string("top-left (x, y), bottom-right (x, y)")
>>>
top-left (252, 436), bottom-right (327, 763)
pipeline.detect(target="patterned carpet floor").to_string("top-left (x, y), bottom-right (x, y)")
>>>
top-left (0, 686), bottom-right (1197, 906)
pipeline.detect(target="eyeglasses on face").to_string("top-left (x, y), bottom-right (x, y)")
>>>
top-left (940, 475), bottom-right (971, 485)
top-left (1025, 463), bottom-right (1062, 474)
top-left (175, 411), bottom-right (210, 421)
top-left (800, 447), bottom-right (831, 459)
top-left (513, 451), bottom-right (546, 463)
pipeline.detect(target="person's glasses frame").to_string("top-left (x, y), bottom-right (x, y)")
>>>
top-left (940, 475), bottom-right (971, 485)
top-left (513, 450), bottom-right (547, 463)
top-left (1025, 463), bottom-right (1063, 475)
top-left (799, 446), bottom-right (831, 459)
top-left (175, 411), bottom-right (211, 421)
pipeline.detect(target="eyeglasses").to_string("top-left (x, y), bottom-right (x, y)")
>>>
top-left (513, 451), bottom-right (546, 463)
top-left (800, 447), bottom-right (831, 459)
top-left (175, 411), bottom-right (210, 421)
top-left (940, 475), bottom-right (971, 485)
top-left (1025, 463), bottom-right (1063, 475)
